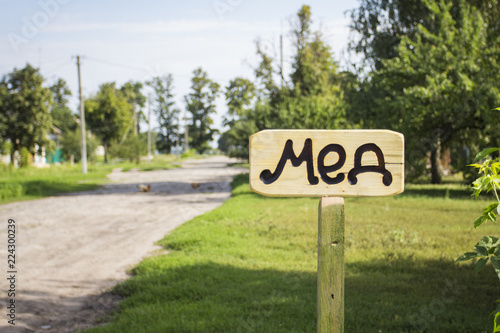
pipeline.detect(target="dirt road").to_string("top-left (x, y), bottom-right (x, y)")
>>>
top-left (0, 156), bottom-right (245, 332)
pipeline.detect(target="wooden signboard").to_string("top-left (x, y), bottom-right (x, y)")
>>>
top-left (249, 129), bottom-right (404, 197)
top-left (249, 129), bottom-right (405, 333)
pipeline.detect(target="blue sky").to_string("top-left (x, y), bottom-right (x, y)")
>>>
top-left (1, 0), bottom-right (359, 133)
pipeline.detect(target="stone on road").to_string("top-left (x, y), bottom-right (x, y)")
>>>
top-left (0, 156), bottom-right (245, 332)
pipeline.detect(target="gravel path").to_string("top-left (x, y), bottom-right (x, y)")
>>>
top-left (0, 156), bottom-right (245, 332)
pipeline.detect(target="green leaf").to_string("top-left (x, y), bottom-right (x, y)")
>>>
top-left (491, 257), bottom-right (500, 282)
top-left (484, 203), bottom-right (499, 214)
top-left (477, 236), bottom-right (500, 250)
top-left (473, 148), bottom-right (500, 163)
top-left (474, 215), bottom-right (488, 228)
top-left (491, 299), bottom-right (500, 317)
top-left (474, 245), bottom-right (489, 256)
top-left (472, 176), bottom-right (492, 198)
top-left (456, 252), bottom-right (480, 262)
top-left (475, 257), bottom-right (489, 274)
top-left (488, 211), bottom-right (498, 222)
top-left (468, 163), bottom-right (482, 169)
top-left (495, 244), bottom-right (500, 257)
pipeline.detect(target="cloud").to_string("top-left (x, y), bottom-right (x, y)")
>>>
top-left (45, 18), bottom-right (246, 34)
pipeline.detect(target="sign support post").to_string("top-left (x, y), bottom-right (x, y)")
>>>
top-left (317, 197), bottom-right (344, 333)
top-left (249, 129), bottom-right (405, 333)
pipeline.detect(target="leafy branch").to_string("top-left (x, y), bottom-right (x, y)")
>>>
top-left (457, 147), bottom-right (500, 331)
top-left (469, 147), bottom-right (500, 228)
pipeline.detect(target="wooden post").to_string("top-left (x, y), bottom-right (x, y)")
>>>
top-left (248, 129), bottom-right (404, 332)
top-left (318, 196), bottom-right (344, 333)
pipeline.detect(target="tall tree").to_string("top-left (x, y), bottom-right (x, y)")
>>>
top-left (221, 77), bottom-right (256, 157)
top-left (121, 81), bottom-right (146, 135)
top-left (85, 82), bottom-right (133, 163)
top-left (0, 64), bottom-right (53, 164)
top-left (219, 5), bottom-right (348, 159)
top-left (147, 75), bottom-right (180, 154)
top-left (360, 0), bottom-right (500, 183)
top-left (272, 5), bottom-right (346, 130)
top-left (224, 77), bottom-right (256, 127)
top-left (349, 0), bottom-right (500, 70)
top-left (50, 78), bottom-right (76, 134)
top-left (185, 68), bottom-right (220, 153)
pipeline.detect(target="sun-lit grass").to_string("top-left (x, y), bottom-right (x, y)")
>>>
top-left (0, 154), bottom-right (179, 204)
top-left (84, 174), bottom-right (498, 333)
top-left (0, 163), bottom-right (113, 203)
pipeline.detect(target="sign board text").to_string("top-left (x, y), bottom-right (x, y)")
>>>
top-left (249, 130), bottom-right (404, 197)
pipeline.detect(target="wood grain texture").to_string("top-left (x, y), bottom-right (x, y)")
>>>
top-left (318, 197), bottom-right (344, 333)
top-left (249, 129), bottom-right (404, 197)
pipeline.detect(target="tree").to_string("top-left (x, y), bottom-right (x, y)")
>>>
top-left (219, 5), bottom-right (348, 159)
top-left (263, 5), bottom-right (346, 130)
top-left (59, 128), bottom-right (99, 162)
top-left (109, 133), bottom-right (150, 162)
top-left (0, 64), bottom-right (53, 164)
top-left (84, 82), bottom-right (133, 163)
top-left (121, 81), bottom-right (146, 135)
top-left (185, 68), bottom-right (220, 153)
top-left (147, 75), bottom-right (180, 154)
top-left (50, 78), bottom-right (76, 134)
top-left (349, 0), bottom-right (499, 71)
top-left (220, 77), bottom-right (256, 157)
top-left (360, 0), bottom-right (500, 183)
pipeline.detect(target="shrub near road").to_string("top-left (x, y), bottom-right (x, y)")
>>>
top-left (86, 174), bottom-right (497, 333)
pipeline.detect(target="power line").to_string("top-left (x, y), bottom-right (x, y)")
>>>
top-left (45, 60), bottom-right (73, 75)
top-left (85, 56), bottom-right (191, 79)
top-left (85, 57), bottom-right (145, 73)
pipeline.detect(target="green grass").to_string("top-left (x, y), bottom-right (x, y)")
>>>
top-left (0, 154), bottom-right (179, 204)
top-left (0, 163), bottom-right (113, 204)
top-left (84, 175), bottom-right (499, 333)
top-left (114, 154), bottom-right (182, 172)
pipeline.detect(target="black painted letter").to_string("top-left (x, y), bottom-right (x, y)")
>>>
top-left (317, 144), bottom-right (346, 185)
top-left (260, 138), bottom-right (319, 185)
top-left (347, 143), bottom-right (392, 186)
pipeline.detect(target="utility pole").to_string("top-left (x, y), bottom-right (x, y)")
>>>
top-left (147, 94), bottom-right (152, 164)
top-left (184, 110), bottom-right (189, 152)
top-left (280, 34), bottom-right (284, 88)
top-left (177, 111), bottom-right (182, 157)
top-left (76, 55), bottom-right (87, 174)
top-left (133, 103), bottom-right (137, 136)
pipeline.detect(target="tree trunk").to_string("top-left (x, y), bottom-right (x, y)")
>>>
top-left (104, 142), bottom-right (108, 164)
top-left (9, 149), bottom-right (15, 167)
top-left (430, 142), bottom-right (443, 184)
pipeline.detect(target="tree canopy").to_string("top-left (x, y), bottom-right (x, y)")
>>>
top-left (0, 64), bottom-right (53, 163)
top-left (147, 75), bottom-right (180, 154)
top-left (185, 68), bottom-right (220, 154)
top-left (220, 5), bottom-right (347, 158)
top-left (349, 0), bottom-right (500, 182)
top-left (84, 82), bottom-right (133, 163)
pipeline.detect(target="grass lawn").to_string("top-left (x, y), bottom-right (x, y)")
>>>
top-left (0, 154), bottom-right (179, 204)
top-left (84, 174), bottom-right (499, 333)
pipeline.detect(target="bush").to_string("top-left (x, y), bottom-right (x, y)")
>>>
top-left (181, 148), bottom-right (197, 159)
top-left (0, 183), bottom-right (23, 200)
top-left (109, 134), bottom-right (148, 163)
top-left (60, 129), bottom-right (100, 162)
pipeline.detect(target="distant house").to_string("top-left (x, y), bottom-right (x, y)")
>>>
top-left (45, 126), bottom-right (64, 165)
top-left (1, 126), bottom-right (63, 167)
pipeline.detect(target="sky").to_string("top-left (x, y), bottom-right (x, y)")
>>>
top-left (0, 0), bottom-right (360, 139)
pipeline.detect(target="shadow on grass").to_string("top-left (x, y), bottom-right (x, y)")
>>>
top-left (401, 186), bottom-right (474, 200)
top-left (22, 180), bottom-right (101, 196)
top-left (98, 258), bottom-right (496, 333)
top-left (0, 180), bottom-right (102, 203)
